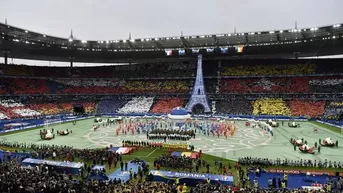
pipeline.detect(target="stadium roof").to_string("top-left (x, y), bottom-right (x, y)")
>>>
top-left (1, 22), bottom-right (342, 51)
top-left (1, 22), bottom-right (343, 63)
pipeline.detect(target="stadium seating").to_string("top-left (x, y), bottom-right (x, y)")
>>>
top-left (0, 99), bottom-right (41, 118)
top-left (0, 62), bottom-right (196, 78)
top-left (83, 102), bottom-right (96, 113)
top-left (150, 98), bottom-right (185, 113)
top-left (309, 76), bottom-right (343, 93)
top-left (96, 99), bottom-right (129, 114)
top-left (324, 102), bottom-right (343, 120)
top-left (117, 97), bottom-right (154, 114)
top-left (221, 77), bottom-right (310, 93)
top-left (221, 63), bottom-right (316, 76)
top-left (28, 103), bottom-right (61, 115)
top-left (215, 99), bottom-right (253, 115)
top-left (289, 100), bottom-right (325, 117)
top-left (0, 112), bottom-right (8, 119)
top-left (6, 78), bottom-right (49, 95)
top-left (252, 98), bottom-right (291, 115)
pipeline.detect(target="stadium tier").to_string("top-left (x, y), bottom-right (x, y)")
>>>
top-left (0, 61), bottom-right (342, 118)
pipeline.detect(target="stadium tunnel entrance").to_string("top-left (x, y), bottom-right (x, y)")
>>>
top-left (192, 104), bottom-right (205, 115)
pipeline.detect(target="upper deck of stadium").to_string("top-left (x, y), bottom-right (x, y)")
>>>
top-left (1, 22), bottom-right (343, 63)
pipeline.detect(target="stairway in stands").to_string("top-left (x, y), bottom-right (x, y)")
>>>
top-left (211, 61), bottom-right (221, 114)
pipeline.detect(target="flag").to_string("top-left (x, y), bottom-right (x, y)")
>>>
top-left (235, 46), bottom-right (244, 53)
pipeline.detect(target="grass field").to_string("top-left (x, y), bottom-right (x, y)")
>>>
top-left (0, 119), bottom-right (343, 183)
top-left (1, 118), bottom-right (343, 185)
top-left (1, 118), bottom-right (343, 162)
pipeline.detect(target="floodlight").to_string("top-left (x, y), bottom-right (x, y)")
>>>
top-left (81, 40), bottom-right (87, 43)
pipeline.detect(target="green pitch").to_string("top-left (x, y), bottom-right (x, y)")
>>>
top-left (0, 118), bottom-right (342, 162)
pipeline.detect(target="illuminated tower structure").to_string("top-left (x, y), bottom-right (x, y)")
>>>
top-left (185, 54), bottom-right (211, 113)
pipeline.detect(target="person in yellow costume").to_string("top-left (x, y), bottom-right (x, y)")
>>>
top-left (182, 183), bottom-right (187, 193)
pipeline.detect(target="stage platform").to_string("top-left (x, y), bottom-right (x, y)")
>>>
top-left (150, 170), bottom-right (233, 186)
top-left (22, 158), bottom-right (84, 175)
top-left (108, 161), bottom-right (147, 182)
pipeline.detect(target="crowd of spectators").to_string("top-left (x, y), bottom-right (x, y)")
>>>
top-left (53, 79), bottom-right (190, 95)
top-left (0, 62), bottom-right (196, 78)
top-left (0, 99), bottom-right (41, 118)
top-left (324, 102), bottom-right (343, 120)
top-left (309, 77), bottom-right (343, 93)
top-left (238, 157), bottom-right (342, 169)
top-left (150, 98), bottom-right (185, 113)
top-left (193, 184), bottom-right (330, 193)
top-left (0, 100), bottom-right (96, 118)
top-left (252, 98), bottom-right (291, 116)
top-left (289, 100), bottom-right (325, 117)
top-left (220, 77), bottom-right (310, 94)
top-left (154, 154), bottom-right (194, 170)
top-left (215, 99), bottom-right (253, 115)
top-left (5, 78), bottom-right (49, 95)
top-left (1, 141), bottom-right (341, 192)
top-left (0, 97), bottom-right (341, 118)
top-left (117, 97), bottom-right (154, 114)
top-left (96, 99), bottom-right (129, 114)
top-left (221, 63), bottom-right (316, 76)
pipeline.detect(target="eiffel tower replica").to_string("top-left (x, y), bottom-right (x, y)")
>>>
top-left (185, 54), bottom-right (211, 113)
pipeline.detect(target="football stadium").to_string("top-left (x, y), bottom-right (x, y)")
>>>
top-left (1, 1), bottom-right (343, 192)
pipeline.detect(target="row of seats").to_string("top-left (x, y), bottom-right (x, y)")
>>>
top-left (0, 62), bottom-right (197, 78)
top-left (0, 100), bottom-right (96, 118)
top-left (117, 97), bottom-right (155, 114)
top-left (221, 63), bottom-right (316, 76)
top-left (0, 78), bottom-right (192, 95)
top-left (1, 76), bottom-right (342, 95)
top-left (0, 99), bottom-right (41, 118)
top-left (220, 76), bottom-right (343, 93)
top-left (324, 102), bottom-right (343, 120)
top-left (215, 98), bottom-right (327, 117)
top-left (150, 98), bottom-right (185, 113)
top-left (0, 97), bottom-right (340, 118)
top-left (3, 62), bottom-right (343, 78)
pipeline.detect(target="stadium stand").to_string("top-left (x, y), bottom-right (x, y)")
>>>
top-left (324, 101), bottom-right (343, 120)
top-left (221, 77), bottom-right (310, 93)
top-left (0, 62), bottom-right (197, 78)
top-left (289, 100), bottom-right (326, 117)
top-left (117, 97), bottom-right (154, 114)
top-left (221, 63), bottom-right (316, 76)
top-left (215, 99), bottom-right (253, 115)
top-left (253, 98), bottom-right (291, 116)
top-left (27, 103), bottom-right (61, 115)
top-left (96, 99), bottom-right (130, 114)
top-left (309, 76), bottom-right (343, 93)
top-left (0, 99), bottom-right (41, 118)
top-left (150, 98), bottom-right (185, 113)
top-left (6, 78), bottom-right (49, 95)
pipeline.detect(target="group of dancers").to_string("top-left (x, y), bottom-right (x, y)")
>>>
top-left (147, 129), bottom-right (195, 141)
top-left (91, 117), bottom-right (239, 141)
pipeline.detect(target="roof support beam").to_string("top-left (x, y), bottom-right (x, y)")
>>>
top-left (180, 37), bottom-right (190, 48)
top-left (127, 42), bottom-right (135, 49)
top-left (153, 41), bottom-right (164, 49)
top-left (212, 35), bottom-right (219, 47)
